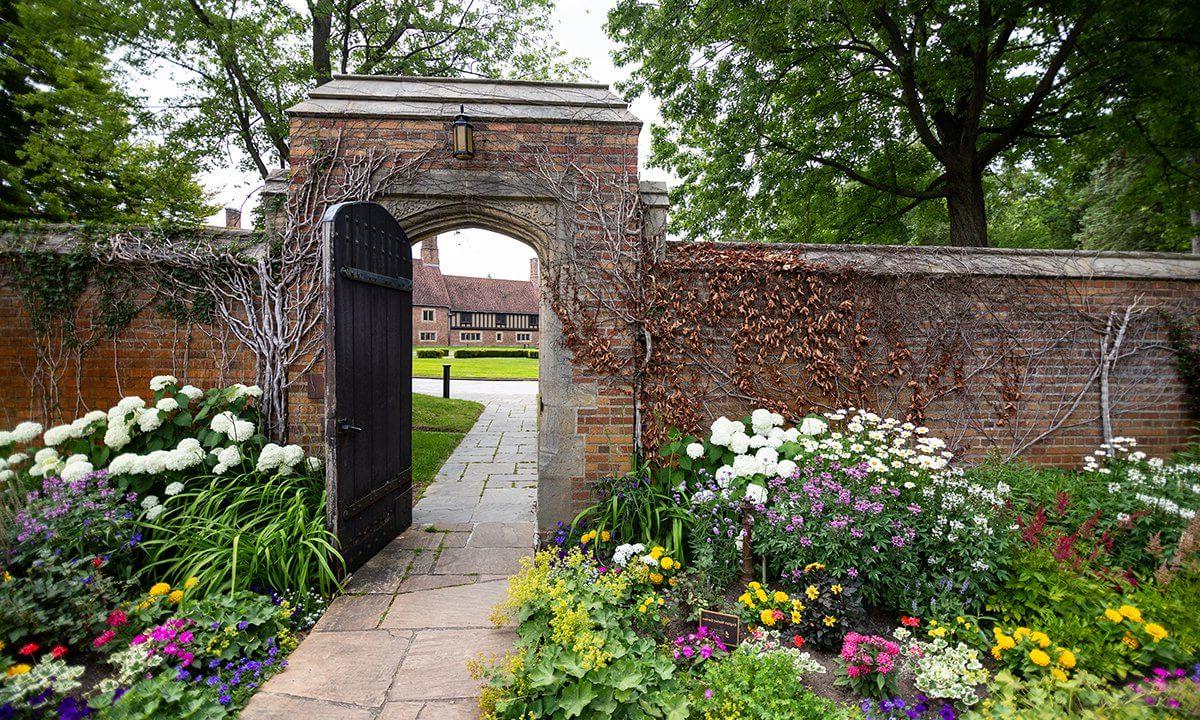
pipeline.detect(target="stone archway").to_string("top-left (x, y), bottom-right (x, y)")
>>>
top-left (282, 75), bottom-right (667, 533)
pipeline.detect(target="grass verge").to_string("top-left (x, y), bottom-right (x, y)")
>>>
top-left (411, 392), bottom-right (485, 501)
top-left (412, 355), bottom-right (538, 380)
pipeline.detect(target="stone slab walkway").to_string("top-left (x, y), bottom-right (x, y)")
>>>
top-left (242, 390), bottom-right (537, 720)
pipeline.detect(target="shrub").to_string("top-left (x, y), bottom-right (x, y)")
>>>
top-left (415, 349), bottom-right (445, 358)
top-left (526, 349), bottom-right (538, 358)
top-left (675, 408), bottom-right (1013, 613)
top-left (693, 644), bottom-right (853, 720)
top-left (960, 669), bottom-right (1155, 719)
top-left (0, 548), bottom-right (131, 648)
top-left (572, 466), bottom-right (690, 560)
top-left (835, 631), bottom-right (902, 699)
top-left (734, 567), bottom-right (863, 650)
top-left (475, 549), bottom-right (689, 720)
top-left (453, 348), bottom-right (529, 358)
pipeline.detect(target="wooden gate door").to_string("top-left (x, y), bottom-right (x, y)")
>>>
top-left (322, 201), bottom-right (413, 573)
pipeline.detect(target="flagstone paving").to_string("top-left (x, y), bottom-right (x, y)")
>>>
top-left (242, 387), bottom-right (538, 720)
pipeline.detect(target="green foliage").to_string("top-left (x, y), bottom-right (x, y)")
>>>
top-left (961, 669), bottom-right (1154, 720)
top-left (415, 348), bottom-right (446, 358)
top-left (139, 471), bottom-right (341, 596)
top-left (98, 672), bottom-right (226, 720)
top-left (608, 0), bottom-right (1200, 248)
top-left (693, 645), bottom-right (856, 720)
top-left (0, 0), bottom-right (210, 223)
top-left (527, 349), bottom-right (539, 359)
top-left (0, 548), bottom-right (130, 647)
top-left (452, 348), bottom-right (532, 359)
top-left (1166, 314), bottom-right (1200, 420)
top-left (572, 466), bottom-right (690, 561)
top-left (478, 550), bottom-right (690, 720)
top-left (187, 590), bottom-right (295, 661)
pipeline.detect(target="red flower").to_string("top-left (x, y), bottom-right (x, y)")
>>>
top-left (792, 635), bottom-right (806, 648)
top-left (18, 643), bottom-right (39, 656)
top-left (106, 610), bottom-right (128, 627)
top-left (50, 645), bottom-right (68, 659)
top-left (92, 557), bottom-right (104, 568)
top-left (92, 630), bottom-right (115, 649)
top-left (901, 616), bottom-right (921, 628)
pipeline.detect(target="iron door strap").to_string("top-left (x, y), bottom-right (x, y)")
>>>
top-left (340, 469), bottom-right (413, 520)
top-left (340, 266), bottom-right (413, 293)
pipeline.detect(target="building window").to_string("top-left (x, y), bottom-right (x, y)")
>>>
top-left (460, 332), bottom-right (481, 342)
top-left (529, 314), bottom-right (539, 329)
top-left (516, 332), bottom-right (531, 342)
top-left (496, 332), bottom-right (503, 341)
top-left (496, 313), bottom-right (507, 327)
top-left (421, 309), bottom-right (435, 322)
top-left (419, 331), bottom-right (437, 341)
top-left (459, 312), bottom-right (472, 326)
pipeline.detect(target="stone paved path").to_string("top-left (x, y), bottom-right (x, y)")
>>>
top-left (242, 389), bottom-right (537, 720)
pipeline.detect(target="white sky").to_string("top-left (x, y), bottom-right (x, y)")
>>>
top-left (167, 0), bottom-right (669, 281)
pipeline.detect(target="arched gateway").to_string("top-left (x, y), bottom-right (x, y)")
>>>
top-left (265, 76), bottom-right (667, 567)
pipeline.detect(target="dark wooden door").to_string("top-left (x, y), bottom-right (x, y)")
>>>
top-left (322, 201), bottom-right (412, 573)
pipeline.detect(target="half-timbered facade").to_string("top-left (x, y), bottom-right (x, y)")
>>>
top-left (412, 236), bottom-right (540, 347)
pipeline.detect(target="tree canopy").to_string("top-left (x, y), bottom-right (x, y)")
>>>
top-left (0, 0), bottom-right (210, 224)
top-left (608, 0), bottom-right (1200, 249)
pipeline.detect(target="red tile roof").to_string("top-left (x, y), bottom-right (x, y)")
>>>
top-left (412, 262), bottom-right (450, 307)
top-left (444, 274), bottom-right (539, 314)
top-left (411, 260), bottom-right (538, 314)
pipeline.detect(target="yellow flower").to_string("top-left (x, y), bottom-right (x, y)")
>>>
top-left (1, 571), bottom-right (11, 582)
top-left (1013, 627), bottom-right (1031, 642)
top-left (804, 562), bottom-right (825, 572)
top-left (600, 531), bottom-right (611, 542)
top-left (791, 611), bottom-right (802, 624)
top-left (823, 615), bottom-right (837, 627)
top-left (1104, 608), bottom-right (1123, 623)
top-left (1050, 668), bottom-right (1068, 682)
top-left (929, 627), bottom-right (948, 639)
top-left (168, 589), bottom-right (184, 604)
top-left (805, 585), bottom-right (819, 600)
top-left (755, 588), bottom-right (768, 602)
top-left (1058, 649), bottom-right (1076, 669)
top-left (649, 547), bottom-right (664, 560)
top-left (649, 573), bottom-right (663, 584)
top-left (580, 531), bottom-right (595, 544)
top-left (660, 557), bottom-right (675, 571)
top-left (149, 582), bottom-right (170, 596)
top-left (748, 581), bottom-right (761, 590)
top-left (1144, 623), bottom-right (1168, 643)
top-left (1030, 631), bottom-right (1051, 648)
top-left (6, 664), bottom-right (30, 677)
top-left (830, 584), bottom-right (843, 595)
top-left (1118, 605), bottom-right (1143, 623)
top-left (1029, 649), bottom-right (1051, 667)
top-left (760, 609), bottom-right (776, 626)
top-left (1123, 631), bottom-right (1140, 649)
top-left (738, 592), bottom-right (752, 606)
top-left (996, 634), bottom-right (1015, 650)
top-left (773, 591), bottom-right (789, 603)
top-left (991, 646), bottom-right (1002, 661)
top-left (956, 616), bottom-right (965, 624)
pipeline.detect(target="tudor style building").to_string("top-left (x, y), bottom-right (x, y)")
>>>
top-left (411, 236), bottom-right (540, 347)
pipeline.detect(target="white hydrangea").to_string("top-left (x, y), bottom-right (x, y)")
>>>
top-left (612, 543), bottom-right (645, 566)
top-left (60, 458), bottom-right (94, 483)
top-left (728, 432), bottom-right (750, 455)
top-left (103, 422), bottom-right (132, 450)
top-left (715, 465), bottom-right (735, 488)
top-left (685, 442), bottom-right (704, 459)
top-left (799, 417), bottom-right (827, 436)
top-left (213, 445), bottom-right (241, 475)
top-left (306, 456), bottom-right (323, 472)
top-left (750, 408), bottom-right (784, 435)
top-left (0, 469), bottom-right (13, 483)
top-left (141, 495), bottom-right (160, 510)
top-left (7, 452), bottom-right (27, 466)
top-left (230, 383), bottom-right (263, 400)
top-left (42, 424), bottom-right (73, 446)
top-left (282, 444), bottom-right (305, 467)
top-left (137, 410), bottom-right (163, 433)
top-left (145, 505), bottom-right (165, 521)
top-left (709, 417), bottom-right (743, 447)
top-left (257, 443), bottom-right (304, 473)
top-left (744, 483), bottom-right (768, 505)
top-left (179, 385), bottom-right (204, 401)
top-left (210, 412), bottom-right (256, 442)
top-left (4, 421), bottom-right (44, 445)
top-left (776, 459), bottom-right (798, 478)
top-left (149, 375), bottom-right (178, 392)
top-left (155, 398), bottom-right (179, 413)
top-left (164, 481), bottom-right (184, 496)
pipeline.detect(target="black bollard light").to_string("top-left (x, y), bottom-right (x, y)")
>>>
top-left (442, 363), bottom-right (451, 398)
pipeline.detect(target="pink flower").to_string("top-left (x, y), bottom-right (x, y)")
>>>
top-left (92, 630), bottom-right (115, 648)
top-left (106, 610), bottom-right (128, 627)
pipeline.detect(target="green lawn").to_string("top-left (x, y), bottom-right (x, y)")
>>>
top-left (411, 392), bottom-right (484, 501)
top-left (412, 355), bottom-right (538, 380)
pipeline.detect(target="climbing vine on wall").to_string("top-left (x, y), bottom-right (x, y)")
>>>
top-left (1166, 313), bottom-right (1200, 420)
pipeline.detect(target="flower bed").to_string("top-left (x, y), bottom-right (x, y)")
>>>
top-left (0, 377), bottom-right (336, 717)
top-left (483, 408), bottom-right (1200, 718)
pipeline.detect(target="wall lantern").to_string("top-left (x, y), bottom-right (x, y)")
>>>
top-left (451, 105), bottom-right (475, 160)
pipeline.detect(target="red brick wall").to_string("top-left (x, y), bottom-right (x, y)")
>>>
top-left (412, 305), bottom-right (446, 345)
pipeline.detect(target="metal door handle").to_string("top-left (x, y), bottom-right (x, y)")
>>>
top-left (337, 419), bottom-right (363, 435)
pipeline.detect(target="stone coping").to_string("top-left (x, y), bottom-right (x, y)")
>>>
top-left (0, 224), bottom-right (254, 254)
top-left (666, 240), bottom-right (1200, 281)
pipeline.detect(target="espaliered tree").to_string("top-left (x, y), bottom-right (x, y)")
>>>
top-left (608, 0), bottom-right (1198, 247)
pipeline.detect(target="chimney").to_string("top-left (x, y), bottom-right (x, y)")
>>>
top-left (530, 257), bottom-right (540, 290)
top-left (420, 237), bottom-right (440, 267)
top-left (224, 207), bottom-right (242, 229)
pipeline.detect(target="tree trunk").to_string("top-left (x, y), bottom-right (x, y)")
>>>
top-left (946, 173), bottom-right (989, 247)
top-left (311, 4), bottom-right (332, 85)
top-left (1190, 208), bottom-right (1199, 255)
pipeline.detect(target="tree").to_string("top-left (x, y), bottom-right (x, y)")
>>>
top-left (0, 0), bottom-right (210, 224)
top-left (103, 0), bottom-right (585, 178)
top-left (608, 0), bottom-right (1198, 247)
